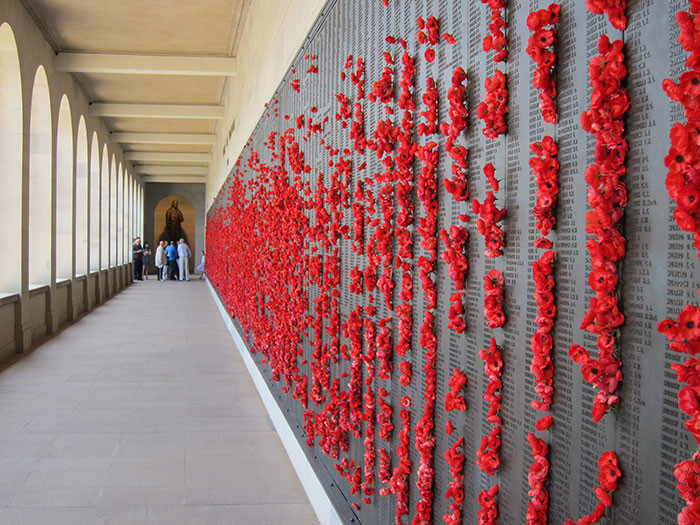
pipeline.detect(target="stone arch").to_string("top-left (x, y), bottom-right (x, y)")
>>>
top-left (28, 65), bottom-right (51, 286)
top-left (89, 132), bottom-right (100, 272)
top-left (75, 116), bottom-right (88, 276)
top-left (0, 23), bottom-right (22, 292)
top-left (109, 155), bottom-right (117, 267)
top-left (116, 162), bottom-right (123, 264)
top-left (55, 95), bottom-right (73, 280)
top-left (100, 144), bottom-right (109, 268)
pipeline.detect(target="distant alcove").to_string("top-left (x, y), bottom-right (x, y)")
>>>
top-left (153, 194), bottom-right (195, 271)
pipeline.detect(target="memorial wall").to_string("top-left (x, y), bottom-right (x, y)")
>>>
top-left (206, 1), bottom-right (699, 523)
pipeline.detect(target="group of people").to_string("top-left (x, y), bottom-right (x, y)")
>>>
top-left (132, 237), bottom-right (204, 282)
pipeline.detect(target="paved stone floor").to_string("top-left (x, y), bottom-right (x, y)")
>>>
top-left (0, 278), bottom-right (318, 524)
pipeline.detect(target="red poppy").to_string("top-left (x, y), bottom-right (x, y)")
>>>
top-left (535, 416), bottom-right (552, 431)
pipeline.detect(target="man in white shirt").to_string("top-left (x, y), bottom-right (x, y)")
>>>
top-left (177, 238), bottom-right (192, 281)
top-left (155, 241), bottom-right (165, 281)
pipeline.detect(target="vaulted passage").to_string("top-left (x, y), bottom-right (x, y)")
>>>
top-left (0, 280), bottom-right (316, 524)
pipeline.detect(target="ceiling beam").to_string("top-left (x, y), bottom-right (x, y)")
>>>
top-left (136, 165), bottom-right (209, 175)
top-left (55, 52), bottom-right (237, 76)
top-left (142, 175), bottom-right (207, 184)
top-left (125, 152), bottom-right (211, 163)
top-left (89, 103), bottom-right (224, 119)
top-left (111, 132), bottom-right (217, 145)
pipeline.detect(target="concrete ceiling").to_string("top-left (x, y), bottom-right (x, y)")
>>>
top-left (20, 0), bottom-right (249, 183)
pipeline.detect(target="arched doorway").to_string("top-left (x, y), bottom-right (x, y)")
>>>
top-left (153, 194), bottom-right (195, 272)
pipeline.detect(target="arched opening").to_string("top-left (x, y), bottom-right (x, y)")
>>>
top-left (56, 95), bottom-right (73, 280)
top-left (0, 24), bottom-right (22, 293)
top-left (75, 117), bottom-right (88, 276)
top-left (125, 172), bottom-right (132, 261)
top-left (109, 156), bottom-right (117, 267)
top-left (100, 144), bottom-right (109, 269)
top-left (136, 185), bottom-right (141, 238)
top-left (117, 163), bottom-right (126, 264)
top-left (89, 133), bottom-right (100, 272)
top-left (116, 162), bottom-right (123, 265)
top-left (28, 66), bottom-right (52, 286)
top-left (153, 194), bottom-right (196, 272)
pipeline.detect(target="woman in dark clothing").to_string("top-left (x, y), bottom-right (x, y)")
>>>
top-left (142, 243), bottom-right (152, 279)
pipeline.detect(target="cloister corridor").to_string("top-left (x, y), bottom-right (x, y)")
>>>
top-left (0, 280), bottom-right (317, 525)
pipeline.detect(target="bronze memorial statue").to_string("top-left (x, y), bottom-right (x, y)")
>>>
top-left (160, 199), bottom-right (188, 243)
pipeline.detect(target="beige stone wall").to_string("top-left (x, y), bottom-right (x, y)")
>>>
top-left (205, 0), bottom-right (327, 209)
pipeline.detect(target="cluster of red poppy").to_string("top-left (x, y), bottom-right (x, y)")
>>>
top-left (526, 4), bottom-right (560, 124)
top-left (336, 92), bottom-right (352, 128)
top-left (416, 16), bottom-right (441, 63)
top-left (442, 67), bottom-right (469, 202)
top-left (565, 451), bottom-right (621, 525)
top-left (413, 140), bottom-right (440, 524)
top-left (441, 226), bottom-right (469, 334)
top-left (207, 2), bottom-right (647, 521)
top-left (659, 305), bottom-right (700, 441)
top-left (349, 57), bottom-right (368, 154)
top-left (526, 433), bottom-right (549, 524)
top-left (483, 269), bottom-right (505, 329)
top-left (441, 65), bottom-right (470, 340)
top-left (663, 7), bottom-right (700, 262)
top-left (445, 368), bottom-right (467, 412)
top-left (335, 457), bottom-right (361, 497)
top-left (481, 0), bottom-right (507, 62)
top-left (476, 70), bottom-right (508, 139)
top-left (476, 338), bottom-right (503, 476)
top-left (476, 18), bottom-right (507, 516)
top-left (530, 137), bottom-right (559, 239)
top-left (443, 438), bottom-right (465, 525)
top-left (361, 314), bottom-right (378, 505)
top-left (571, 33), bottom-right (629, 422)
top-left (376, 388), bottom-right (393, 441)
top-left (524, 8), bottom-right (561, 522)
top-left (391, 51), bottom-right (416, 523)
top-left (305, 57), bottom-right (318, 75)
top-left (389, 407), bottom-right (411, 523)
top-left (675, 458), bottom-right (700, 525)
top-left (473, 185), bottom-right (507, 258)
top-left (369, 60), bottom-right (394, 105)
top-left (661, 5), bottom-right (700, 522)
top-left (477, 484), bottom-right (499, 525)
top-left (585, 0), bottom-right (627, 30)
top-left (659, 306), bottom-right (700, 522)
top-left (419, 78), bottom-right (439, 136)
top-left (530, 250), bottom-right (555, 417)
top-left (483, 163), bottom-right (499, 192)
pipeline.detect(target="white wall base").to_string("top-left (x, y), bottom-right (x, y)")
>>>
top-left (206, 278), bottom-right (344, 525)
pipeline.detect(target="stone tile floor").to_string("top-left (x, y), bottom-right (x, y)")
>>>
top-left (0, 278), bottom-right (318, 524)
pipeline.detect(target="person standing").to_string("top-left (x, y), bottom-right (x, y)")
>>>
top-left (177, 238), bottom-right (192, 281)
top-left (132, 238), bottom-right (144, 281)
top-left (166, 241), bottom-right (179, 281)
top-left (155, 241), bottom-right (165, 281)
top-left (195, 250), bottom-right (205, 279)
top-left (142, 243), bottom-right (152, 280)
top-left (161, 241), bottom-right (170, 281)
